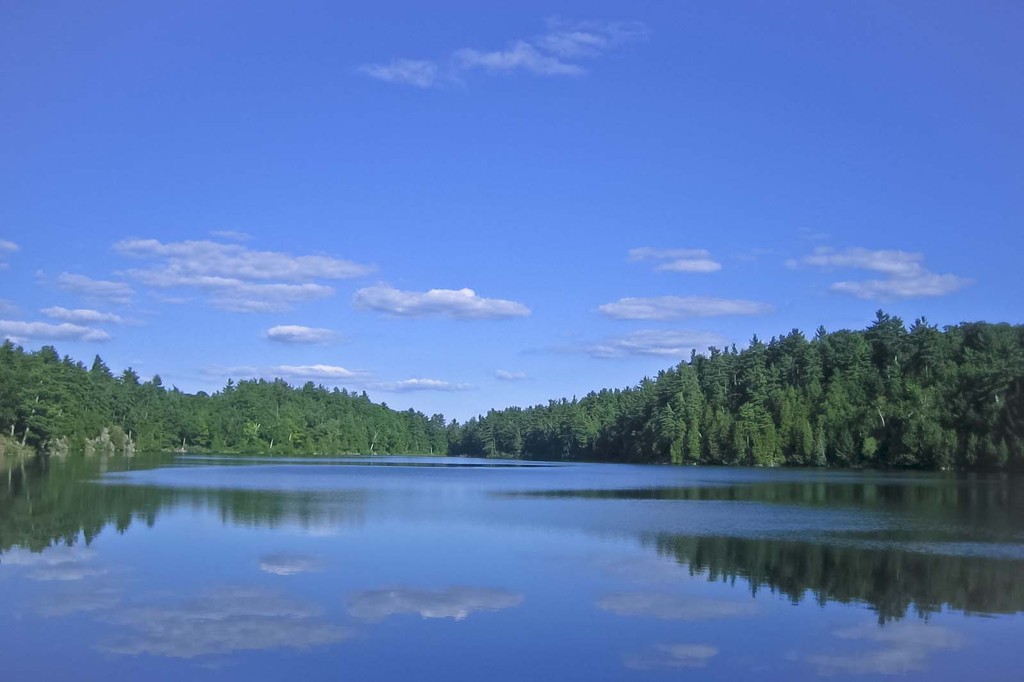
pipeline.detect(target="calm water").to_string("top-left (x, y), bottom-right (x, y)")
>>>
top-left (2, 455), bottom-right (1023, 680)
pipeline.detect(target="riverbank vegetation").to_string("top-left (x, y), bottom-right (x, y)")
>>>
top-left (1, 312), bottom-right (1022, 469)
top-left (450, 313), bottom-right (1023, 470)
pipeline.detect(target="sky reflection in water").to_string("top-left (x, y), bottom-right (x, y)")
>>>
top-left (1, 456), bottom-right (1023, 681)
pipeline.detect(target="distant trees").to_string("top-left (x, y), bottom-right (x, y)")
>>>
top-left (2, 312), bottom-right (1022, 469)
top-left (451, 313), bottom-right (1024, 470)
top-left (0, 341), bottom-right (448, 457)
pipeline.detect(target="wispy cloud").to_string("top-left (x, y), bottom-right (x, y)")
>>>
top-left (0, 239), bottom-right (17, 269)
top-left (55, 273), bottom-right (134, 305)
top-left (624, 643), bottom-right (719, 670)
top-left (599, 296), bottom-right (773, 320)
top-left (371, 378), bottom-right (472, 392)
top-left (0, 319), bottom-right (111, 343)
top-left (495, 369), bottom-right (528, 381)
top-left (358, 19), bottom-right (647, 88)
top-left (629, 247), bottom-right (722, 273)
top-left (100, 586), bottom-right (351, 659)
top-left (357, 59), bottom-right (441, 88)
top-left (274, 364), bottom-right (361, 381)
top-left (41, 306), bottom-right (128, 325)
top-left (348, 587), bottom-right (523, 621)
top-left (116, 239), bottom-right (372, 281)
top-left (792, 246), bottom-right (971, 300)
top-left (587, 330), bottom-right (728, 358)
top-left (115, 238), bottom-right (373, 312)
top-left (203, 364), bottom-right (468, 393)
top-left (454, 42), bottom-right (584, 77)
top-left (803, 622), bottom-right (965, 676)
top-left (209, 230), bottom-right (251, 242)
top-left (597, 592), bottom-right (756, 620)
top-left (265, 325), bottom-right (338, 344)
top-left (354, 285), bottom-right (530, 320)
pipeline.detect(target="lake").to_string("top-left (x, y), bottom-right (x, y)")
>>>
top-left (2, 455), bottom-right (1023, 680)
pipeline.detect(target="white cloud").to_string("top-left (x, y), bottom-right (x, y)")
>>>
top-left (656, 259), bottom-right (722, 273)
top-left (115, 238), bottom-right (373, 312)
top-left (258, 553), bottom-right (325, 576)
top-left (202, 363), bottom-right (371, 386)
top-left (624, 643), bottom-right (719, 670)
top-left (359, 19), bottom-right (647, 88)
top-left (372, 378), bottom-right (472, 392)
top-left (597, 592), bottom-right (756, 620)
top-left (794, 247), bottom-right (971, 300)
top-left (628, 247), bottom-right (722, 273)
top-left (100, 586), bottom-right (351, 659)
top-left (495, 369), bottom-right (528, 381)
top-left (348, 587), bottom-right (524, 622)
top-left (205, 363), bottom-right (466, 393)
top-left (599, 296), bottom-right (773, 320)
top-left (537, 18), bottom-right (649, 58)
top-left (127, 270), bottom-right (334, 313)
top-left (115, 238), bottom-right (373, 281)
top-left (274, 364), bottom-right (360, 380)
top-left (0, 319), bottom-right (111, 343)
top-left (455, 42), bottom-right (583, 76)
top-left (803, 622), bottom-right (965, 676)
top-left (587, 329), bottom-right (728, 358)
top-left (41, 306), bottom-right (127, 325)
top-left (209, 230), bottom-right (251, 242)
top-left (0, 239), bottom-right (17, 268)
top-left (265, 325), bottom-right (338, 344)
top-left (55, 273), bottom-right (134, 304)
top-left (354, 285), bottom-right (530, 320)
top-left (0, 299), bottom-right (17, 314)
top-left (357, 59), bottom-right (440, 88)
top-left (831, 273), bottom-right (969, 299)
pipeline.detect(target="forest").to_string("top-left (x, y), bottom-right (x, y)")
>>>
top-left (1, 312), bottom-right (1022, 470)
top-left (449, 312), bottom-right (1024, 470)
top-left (0, 343), bottom-right (450, 458)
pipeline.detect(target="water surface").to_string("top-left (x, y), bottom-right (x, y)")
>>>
top-left (2, 455), bottom-right (1023, 680)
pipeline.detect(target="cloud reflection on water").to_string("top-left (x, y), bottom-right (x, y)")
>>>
top-left (803, 622), bottom-right (965, 676)
top-left (101, 586), bottom-right (351, 659)
top-left (348, 587), bottom-right (524, 621)
top-left (597, 592), bottom-right (756, 620)
top-left (624, 643), bottom-right (719, 670)
top-left (0, 546), bottom-right (107, 581)
top-left (258, 553), bottom-right (326, 576)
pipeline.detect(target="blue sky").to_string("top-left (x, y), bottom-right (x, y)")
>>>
top-left (1, 1), bottom-right (1021, 421)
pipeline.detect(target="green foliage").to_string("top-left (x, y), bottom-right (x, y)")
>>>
top-left (451, 314), bottom-right (1024, 470)
top-left (2, 312), bottom-right (1022, 469)
top-left (0, 341), bottom-right (448, 457)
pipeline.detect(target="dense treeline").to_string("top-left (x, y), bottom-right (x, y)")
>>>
top-left (451, 313), bottom-right (1024, 470)
top-left (2, 312), bottom-right (1022, 469)
top-left (0, 342), bottom-right (450, 457)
